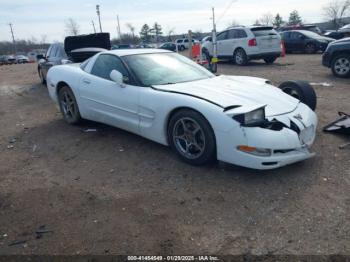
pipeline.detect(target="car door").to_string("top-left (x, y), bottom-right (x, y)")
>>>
top-left (40, 45), bottom-right (55, 77)
top-left (216, 31), bottom-right (229, 57)
top-left (79, 54), bottom-right (140, 134)
top-left (289, 32), bottom-right (304, 51)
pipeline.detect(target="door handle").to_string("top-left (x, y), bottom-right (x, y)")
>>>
top-left (82, 79), bottom-right (91, 84)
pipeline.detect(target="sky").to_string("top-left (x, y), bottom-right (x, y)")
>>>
top-left (0, 0), bottom-right (331, 42)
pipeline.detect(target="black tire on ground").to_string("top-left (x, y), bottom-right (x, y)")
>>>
top-left (278, 80), bottom-right (317, 111)
top-left (234, 48), bottom-right (248, 66)
top-left (305, 43), bottom-right (316, 54)
top-left (168, 109), bottom-right (216, 166)
top-left (264, 57), bottom-right (277, 64)
top-left (331, 54), bottom-right (350, 78)
top-left (38, 68), bottom-right (46, 84)
top-left (58, 86), bottom-right (82, 125)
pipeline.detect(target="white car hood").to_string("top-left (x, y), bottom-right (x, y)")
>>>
top-left (153, 75), bottom-right (299, 117)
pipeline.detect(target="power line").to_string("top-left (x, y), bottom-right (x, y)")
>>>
top-left (216, 0), bottom-right (238, 24)
top-left (8, 23), bottom-right (16, 54)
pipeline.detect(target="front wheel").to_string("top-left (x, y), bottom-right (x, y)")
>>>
top-left (168, 109), bottom-right (216, 165)
top-left (58, 86), bottom-right (81, 125)
top-left (305, 43), bottom-right (316, 54)
top-left (331, 54), bottom-right (350, 78)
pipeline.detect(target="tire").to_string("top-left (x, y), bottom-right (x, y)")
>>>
top-left (264, 57), bottom-right (277, 64)
top-left (58, 86), bottom-right (81, 125)
top-left (168, 109), bottom-right (216, 165)
top-left (234, 48), bottom-right (248, 66)
top-left (305, 43), bottom-right (316, 54)
top-left (331, 54), bottom-right (350, 78)
top-left (279, 80), bottom-right (317, 111)
top-left (38, 68), bottom-right (46, 84)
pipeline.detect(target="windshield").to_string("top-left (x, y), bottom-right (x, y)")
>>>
top-left (122, 52), bottom-right (214, 86)
top-left (301, 30), bottom-right (323, 38)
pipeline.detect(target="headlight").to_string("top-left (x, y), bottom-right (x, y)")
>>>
top-left (233, 107), bottom-right (266, 127)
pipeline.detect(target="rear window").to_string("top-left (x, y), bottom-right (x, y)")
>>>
top-left (251, 27), bottom-right (277, 37)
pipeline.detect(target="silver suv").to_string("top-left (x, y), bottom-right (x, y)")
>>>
top-left (202, 26), bottom-right (282, 65)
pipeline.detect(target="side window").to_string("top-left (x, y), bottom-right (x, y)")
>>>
top-left (237, 29), bottom-right (247, 38)
top-left (290, 32), bottom-right (300, 39)
top-left (49, 45), bottom-right (57, 58)
top-left (216, 31), bottom-right (228, 41)
top-left (227, 29), bottom-right (236, 39)
top-left (91, 54), bottom-right (129, 81)
top-left (184, 39), bottom-right (189, 43)
top-left (46, 46), bottom-right (52, 58)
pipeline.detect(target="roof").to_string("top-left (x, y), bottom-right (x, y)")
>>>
top-left (106, 48), bottom-right (171, 57)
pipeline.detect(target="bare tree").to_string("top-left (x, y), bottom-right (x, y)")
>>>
top-left (126, 23), bottom-right (136, 39)
top-left (227, 19), bottom-right (240, 27)
top-left (166, 27), bottom-right (175, 41)
top-left (323, 0), bottom-right (350, 29)
top-left (65, 18), bottom-right (80, 36)
top-left (259, 13), bottom-right (274, 26)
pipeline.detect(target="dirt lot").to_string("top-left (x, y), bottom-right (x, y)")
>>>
top-left (0, 55), bottom-right (349, 256)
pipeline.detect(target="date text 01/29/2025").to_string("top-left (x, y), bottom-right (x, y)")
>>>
top-left (127, 256), bottom-right (220, 261)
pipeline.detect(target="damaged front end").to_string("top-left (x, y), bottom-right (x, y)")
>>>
top-left (222, 102), bottom-right (318, 169)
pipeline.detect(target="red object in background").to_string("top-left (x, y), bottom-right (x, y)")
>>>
top-left (192, 43), bottom-right (201, 58)
top-left (281, 41), bottom-right (286, 57)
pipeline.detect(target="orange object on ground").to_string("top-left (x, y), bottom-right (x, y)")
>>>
top-left (281, 41), bottom-right (286, 57)
top-left (192, 43), bottom-right (201, 59)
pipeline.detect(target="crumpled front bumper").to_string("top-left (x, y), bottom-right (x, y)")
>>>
top-left (216, 103), bottom-right (318, 170)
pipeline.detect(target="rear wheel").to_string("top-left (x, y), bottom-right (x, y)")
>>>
top-left (38, 68), bottom-right (46, 84)
top-left (279, 81), bottom-right (317, 111)
top-left (234, 48), bottom-right (248, 66)
top-left (264, 57), bottom-right (277, 64)
top-left (331, 54), bottom-right (350, 78)
top-left (58, 86), bottom-right (81, 125)
top-left (168, 109), bottom-right (216, 165)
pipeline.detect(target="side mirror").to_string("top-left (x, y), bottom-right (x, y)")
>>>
top-left (110, 70), bottom-right (124, 85)
top-left (36, 54), bottom-right (45, 60)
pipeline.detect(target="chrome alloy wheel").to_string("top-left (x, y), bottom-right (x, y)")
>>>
top-left (172, 117), bottom-right (206, 160)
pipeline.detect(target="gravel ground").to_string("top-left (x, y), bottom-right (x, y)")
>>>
top-left (0, 54), bottom-right (349, 256)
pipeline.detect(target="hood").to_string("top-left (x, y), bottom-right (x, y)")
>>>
top-left (64, 33), bottom-right (111, 53)
top-left (153, 75), bottom-right (299, 117)
top-left (330, 37), bottom-right (350, 45)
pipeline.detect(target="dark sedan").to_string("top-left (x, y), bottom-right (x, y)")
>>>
top-left (322, 37), bottom-right (350, 78)
top-left (159, 42), bottom-right (177, 51)
top-left (281, 30), bottom-right (334, 54)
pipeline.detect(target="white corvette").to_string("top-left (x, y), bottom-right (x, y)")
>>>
top-left (46, 49), bottom-right (317, 170)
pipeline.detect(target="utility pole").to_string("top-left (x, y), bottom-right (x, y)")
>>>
top-left (96, 5), bottom-right (103, 32)
top-left (211, 7), bottom-right (218, 73)
top-left (117, 15), bottom-right (122, 42)
top-left (91, 20), bottom-right (96, 33)
top-left (8, 23), bottom-right (16, 55)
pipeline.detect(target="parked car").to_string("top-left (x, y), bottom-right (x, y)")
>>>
top-left (46, 49), bottom-right (317, 170)
top-left (280, 30), bottom-right (334, 54)
top-left (159, 42), bottom-right (177, 51)
top-left (279, 24), bottom-right (322, 35)
top-left (324, 31), bottom-right (345, 40)
top-left (38, 33), bottom-right (110, 84)
top-left (2, 55), bottom-right (16, 65)
top-left (202, 26), bottom-right (282, 65)
top-left (201, 36), bottom-right (212, 44)
top-left (111, 44), bottom-right (134, 50)
top-left (322, 37), bottom-right (350, 78)
top-left (339, 24), bottom-right (350, 33)
top-left (175, 38), bottom-right (199, 51)
top-left (15, 55), bottom-right (29, 64)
